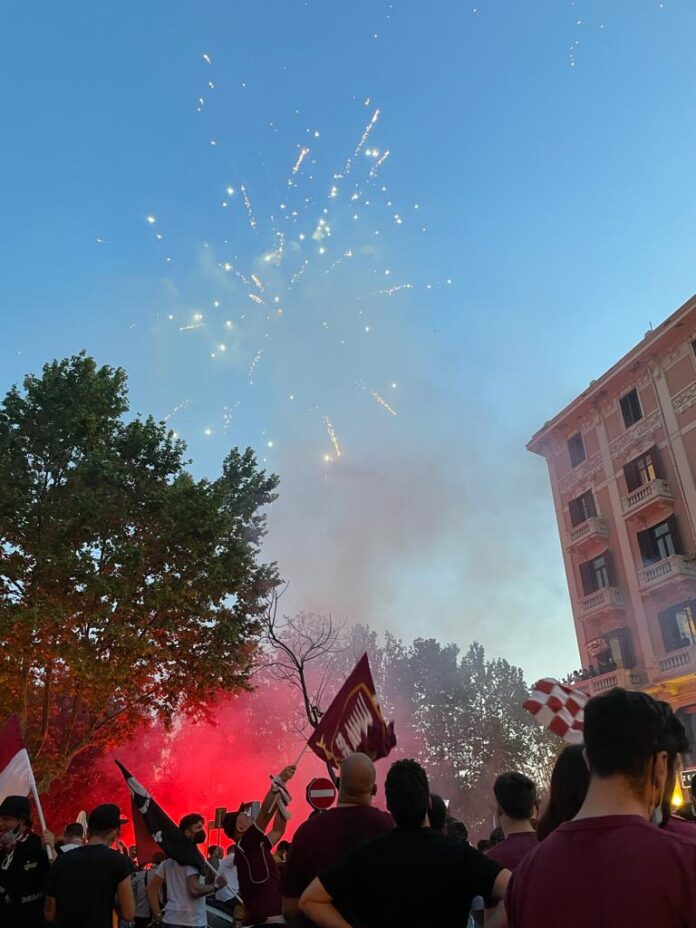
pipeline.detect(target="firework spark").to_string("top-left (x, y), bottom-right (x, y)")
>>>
top-left (163, 399), bottom-right (192, 422)
top-left (369, 149), bottom-right (390, 178)
top-left (202, 52), bottom-right (212, 64)
top-left (249, 348), bottom-right (263, 380)
top-left (370, 388), bottom-right (397, 416)
top-left (179, 321), bottom-right (206, 332)
top-left (291, 147), bottom-right (310, 175)
top-left (240, 184), bottom-right (258, 231)
top-left (323, 417), bottom-right (342, 457)
top-left (251, 274), bottom-right (265, 291)
top-left (248, 293), bottom-right (264, 304)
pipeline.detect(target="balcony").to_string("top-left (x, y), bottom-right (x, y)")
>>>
top-left (655, 646), bottom-right (696, 680)
top-left (574, 668), bottom-right (647, 697)
top-left (579, 586), bottom-right (625, 619)
top-left (638, 554), bottom-right (696, 593)
top-left (621, 479), bottom-right (674, 519)
top-left (568, 516), bottom-right (609, 552)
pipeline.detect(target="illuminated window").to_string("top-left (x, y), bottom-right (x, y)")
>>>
top-left (659, 600), bottom-right (696, 652)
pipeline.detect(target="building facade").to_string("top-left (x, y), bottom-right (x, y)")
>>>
top-left (528, 295), bottom-right (696, 759)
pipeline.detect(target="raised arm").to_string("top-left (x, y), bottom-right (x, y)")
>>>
top-left (255, 765), bottom-right (296, 833)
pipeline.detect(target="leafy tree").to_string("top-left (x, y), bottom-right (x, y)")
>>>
top-left (0, 354), bottom-right (279, 788)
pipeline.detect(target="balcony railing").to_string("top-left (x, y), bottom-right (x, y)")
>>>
top-left (568, 516), bottom-right (609, 550)
top-left (574, 668), bottom-right (645, 697)
top-left (580, 587), bottom-right (624, 618)
top-left (656, 645), bottom-right (696, 678)
top-left (638, 554), bottom-right (696, 592)
top-left (621, 478), bottom-right (673, 517)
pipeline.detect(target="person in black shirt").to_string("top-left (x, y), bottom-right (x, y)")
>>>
top-left (299, 759), bottom-right (510, 928)
top-left (44, 803), bottom-right (135, 927)
top-left (0, 795), bottom-right (53, 928)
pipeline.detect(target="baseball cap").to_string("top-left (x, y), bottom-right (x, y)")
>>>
top-left (87, 803), bottom-right (128, 831)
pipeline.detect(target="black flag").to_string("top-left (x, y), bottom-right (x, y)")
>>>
top-left (115, 760), bottom-right (206, 873)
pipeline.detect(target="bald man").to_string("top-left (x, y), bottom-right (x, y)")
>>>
top-left (282, 754), bottom-right (393, 927)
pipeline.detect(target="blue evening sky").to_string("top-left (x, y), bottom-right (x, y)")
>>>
top-left (2, 0), bottom-right (695, 681)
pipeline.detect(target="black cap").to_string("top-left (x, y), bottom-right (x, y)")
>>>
top-left (88, 803), bottom-right (128, 831)
top-left (0, 795), bottom-right (31, 821)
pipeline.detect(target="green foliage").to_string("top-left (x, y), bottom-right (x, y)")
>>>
top-left (0, 353), bottom-right (279, 788)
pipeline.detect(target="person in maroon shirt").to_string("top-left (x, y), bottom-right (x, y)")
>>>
top-left (222, 764), bottom-right (296, 928)
top-left (486, 772), bottom-right (538, 871)
top-left (281, 753), bottom-right (393, 926)
top-left (506, 688), bottom-right (696, 928)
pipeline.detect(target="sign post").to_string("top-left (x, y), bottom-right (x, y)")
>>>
top-left (306, 777), bottom-right (337, 811)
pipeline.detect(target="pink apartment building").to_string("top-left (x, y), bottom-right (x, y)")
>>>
top-left (528, 294), bottom-right (696, 756)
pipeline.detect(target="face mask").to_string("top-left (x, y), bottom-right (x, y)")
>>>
top-left (650, 805), bottom-right (664, 827)
top-left (192, 831), bottom-right (206, 845)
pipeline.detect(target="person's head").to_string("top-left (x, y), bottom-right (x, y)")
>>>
top-left (208, 844), bottom-right (222, 860)
top-left (428, 794), bottom-right (448, 833)
top-left (659, 703), bottom-right (689, 827)
top-left (477, 838), bottom-right (491, 852)
top-left (0, 795), bottom-right (32, 843)
top-left (152, 851), bottom-right (166, 866)
top-left (64, 822), bottom-right (84, 843)
top-left (584, 688), bottom-right (677, 817)
top-left (179, 813), bottom-right (206, 844)
top-left (488, 826), bottom-right (504, 846)
top-left (276, 839), bottom-right (291, 861)
top-left (493, 772), bottom-right (537, 827)
top-left (446, 817), bottom-right (468, 843)
top-left (385, 758), bottom-right (430, 828)
top-left (87, 804), bottom-right (128, 846)
top-left (537, 744), bottom-right (590, 841)
top-left (222, 806), bottom-right (253, 844)
top-left (338, 753), bottom-right (377, 806)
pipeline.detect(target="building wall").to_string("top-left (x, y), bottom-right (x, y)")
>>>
top-left (535, 327), bottom-right (696, 711)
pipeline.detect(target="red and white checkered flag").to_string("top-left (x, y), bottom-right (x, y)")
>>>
top-left (523, 678), bottom-right (587, 744)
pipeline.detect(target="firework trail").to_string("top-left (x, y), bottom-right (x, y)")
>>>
top-left (163, 399), bottom-right (192, 421)
top-left (240, 184), bottom-right (258, 231)
top-left (369, 149), bottom-right (390, 178)
top-left (370, 388), bottom-right (397, 416)
top-left (323, 417), bottom-right (342, 457)
top-left (291, 147), bottom-right (310, 175)
top-left (249, 349), bottom-right (263, 380)
top-left (248, 293), bottom-right (264, 304)
top-left (251, 274), bottom-right (265, 292)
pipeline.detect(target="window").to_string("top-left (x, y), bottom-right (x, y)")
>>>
top-left (579, 551), bottom-right (616, 595)
top-left (569, 489), bottom-right (597, 527)
top-left (624, 447), bottom-right (662, 493)
top-left (637, 515), bottom-right (683, 566)
top-left (620, 388), bottom-right (643, 429)
top-left (568, 432), bottom-right (586, 468)
top-left (659, 600), bottom-right (696, 652)
top-left (691, 339), bottom-right (696, 360)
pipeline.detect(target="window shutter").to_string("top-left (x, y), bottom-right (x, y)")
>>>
top-left (651, 446), bottom-right (665, 480)
top-left (604, 551), bottom-right (617, 587)
top-left (585, 491), bottom-right (597, 519)
top-left (579, 561), bottom-right (595, 596)
top-left (667, 515), bottom-right (684, 555)
top-left (569, 498), bottom-right (580, 527)
top-left (637, 527), bottom-right (657, 566)
top-left (624, 460), bottom-right (639, 493)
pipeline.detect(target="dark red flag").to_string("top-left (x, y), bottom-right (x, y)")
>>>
top-left (307, 654), bottom-right (397, 768)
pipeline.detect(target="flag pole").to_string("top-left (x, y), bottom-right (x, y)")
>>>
top-left (204, 858), bottom-right (243, 905)
top-left (30, 776), bottom-right (54, 860)
top-left (292, 741), bottom-right (310, 768)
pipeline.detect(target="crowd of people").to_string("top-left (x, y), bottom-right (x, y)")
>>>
top-left (2, 686), bottom-right (696, 927)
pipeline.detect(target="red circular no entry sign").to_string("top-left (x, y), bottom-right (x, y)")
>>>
top-left (306, 777), bottom-right (337, 810)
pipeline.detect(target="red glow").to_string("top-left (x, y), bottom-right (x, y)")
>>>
top-left (42, 688), bottom-right (390, 845)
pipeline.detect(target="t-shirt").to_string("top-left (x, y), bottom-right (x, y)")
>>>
top-left (319, 825), bottom-right (502, 928)
top-left (0, 833), bottom-right (50, 927)
top-left (487, 832), bottom-right (537, 871)
top-left (282, 804), bottom-right (394, 900)
top-left (44, 842), bottom-right (132, 928)
top-left (132, 869), bottom-right (152, 918)
top-left (664, 815), bottom-right (696, 842)
top-left (216, 850), bottom-right (240, 903)
top-left (506, 815), bottom-right (696, 927)
top-left (236, 823), bottom-right (282, 926)
top-left (158, 858), bottom-right (207, 927)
